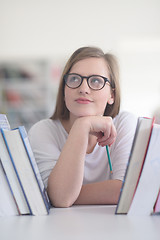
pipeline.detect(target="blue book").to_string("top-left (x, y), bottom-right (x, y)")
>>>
top-left (1, 126), bottom-right (50, 216)
top-left (19, 126), bottom-right (51, 213)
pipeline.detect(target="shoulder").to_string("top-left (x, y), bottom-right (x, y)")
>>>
top-left (28, 119), bottom-right (67, 142)
top-left (113, 111), bottom-right (138, 138)
top-left (28, 119), bottom-right (61, 135)
top-left (28, 118), bottom-right (67, 148)
top-left (113, 111), bottom-right (138, 129)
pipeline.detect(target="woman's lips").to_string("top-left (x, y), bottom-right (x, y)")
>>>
top-left (75, 98), bottom-right (93, 104)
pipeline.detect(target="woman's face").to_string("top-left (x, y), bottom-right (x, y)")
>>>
top-left (64, 57), bottom-right (114, 121)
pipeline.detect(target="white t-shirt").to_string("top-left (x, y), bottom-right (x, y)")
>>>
top-left (28, 111), bottom-right (137, 189)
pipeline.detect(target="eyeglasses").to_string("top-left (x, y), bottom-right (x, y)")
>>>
top-left (64, 73), bottom-right (112, 91)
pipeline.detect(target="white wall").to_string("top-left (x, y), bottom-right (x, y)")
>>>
top-left (0, 0), bottom-right (160, 118)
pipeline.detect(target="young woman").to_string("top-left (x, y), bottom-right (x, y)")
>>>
top-left (28, 46), bottom-right (137, 207)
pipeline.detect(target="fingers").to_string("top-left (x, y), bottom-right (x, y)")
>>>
top-left (90, 131), bottom-right (104, 139)
top-left (97, 118), bottom-right (117, 147)
top-left (87, 115), bottom-right (117, 147)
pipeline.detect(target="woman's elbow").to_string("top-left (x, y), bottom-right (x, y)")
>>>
top-left (48, 189), bottom-right (75, 208)
top-left (51, 197), bottom-right (74, 208)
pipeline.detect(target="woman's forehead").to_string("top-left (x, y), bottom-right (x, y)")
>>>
top-left (70, 57), bottom-right (109, 77)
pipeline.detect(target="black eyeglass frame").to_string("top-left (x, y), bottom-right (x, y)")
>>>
top-left (64, 73), bottom-right (113, 91)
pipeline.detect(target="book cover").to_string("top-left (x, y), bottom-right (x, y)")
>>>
top-left (0, 129), bottom-right (32, 215)
top-left (1, 127), bottom-right (50, 215)
top-left (0, 114), bottom-right (11, 130)
top-left (0, 116), bottom-right (31, 215)
top-left (128, 123), bottom-right (160, 215)
top-left (154, 190), bottom-right (160, 213)
top-left (19, 126), bottom-right (51, 212)
top-left (0, 160), bottom-right (19, 216)
top-left (115, 117), bottom-right (154, 214)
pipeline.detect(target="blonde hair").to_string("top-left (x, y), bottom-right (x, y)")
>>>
top-left (51, 46), bottom-right (121, 120)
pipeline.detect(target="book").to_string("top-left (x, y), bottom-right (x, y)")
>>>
top-left (154, 190), bottom-right (160, 213)
top-left (0, 160), bottom-right (19, 216)
top-left (128, 123), bottom-right (160, 215)
top-left (1, 126), bottom-right (50, 216)
top-left (0, 114), bottom-right (11, 130)
top-left (115, 117), bottom-right (154, 214)
top-left (0, 131), bottom-right (31, 215)
top-left (18, 126), bottom-right (50, 213)
top-left (0, 113), bottom-right (30, 215)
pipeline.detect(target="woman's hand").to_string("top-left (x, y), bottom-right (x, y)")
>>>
top-left (78, 115), bottom-right (117, 147)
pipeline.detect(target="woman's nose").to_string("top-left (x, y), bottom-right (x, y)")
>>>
top-left (78, 78), bottom-right (90, 94)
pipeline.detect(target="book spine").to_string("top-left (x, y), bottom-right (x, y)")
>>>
top-left (19, 126), bottom-right (50, 212)
top-left (1, 128), bottom-right (32, 215)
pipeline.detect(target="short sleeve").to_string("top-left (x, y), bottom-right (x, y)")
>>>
top-left (28, 119), bottom-right (67, 188)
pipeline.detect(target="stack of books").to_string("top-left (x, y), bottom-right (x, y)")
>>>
top-left (0, 114), bottom-right (51, 216)
top-left (115, 117), bottom-right (160, 215)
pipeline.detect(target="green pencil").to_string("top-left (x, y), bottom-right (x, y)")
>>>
top-left (106, 145), bottom-right (113, 174)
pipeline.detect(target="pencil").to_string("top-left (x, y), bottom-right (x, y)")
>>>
top-left (106, 145), bottom-right (113, 174)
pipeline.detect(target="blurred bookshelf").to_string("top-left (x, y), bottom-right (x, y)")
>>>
top-left (0, 59), bottom-right (62, 131)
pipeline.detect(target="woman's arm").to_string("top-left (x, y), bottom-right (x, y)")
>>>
top-left (74, 179), bottom-right (122, 205)
top-left (47, 116), bottom-right (117, 208)
top-left (47, 118), bottom-right (89, 207)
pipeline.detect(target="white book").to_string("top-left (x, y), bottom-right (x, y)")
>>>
top-left (128, 123), bottom-right (160, 215)
top-left (0, 131), bottom-right (31, 215)
top-left (0, 114), bottom-right (10, 130)
top-left (115, 117), bottom-right (153, 214)
top-left (19, 126), bottom-right (50, 212)
top-left (1, 127), bottom-right (50, 216)
top-left (0, 161), bottom-right (18, 216)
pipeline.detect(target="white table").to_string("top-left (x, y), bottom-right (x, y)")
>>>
top-left (0, 205), bottom-right (160, 240)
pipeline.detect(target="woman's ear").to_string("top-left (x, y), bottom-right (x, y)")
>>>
top-left (108, 90), bottom-right (115, 105)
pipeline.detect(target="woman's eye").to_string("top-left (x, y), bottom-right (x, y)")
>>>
top-left (92, 78), bottom-right (99, 83)
top-left (69, 76), bottom-right (80, 82)
top-left (90, 77), bottom-right (103, 85)
top-left (72, 77), bottom-right (79, 82)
